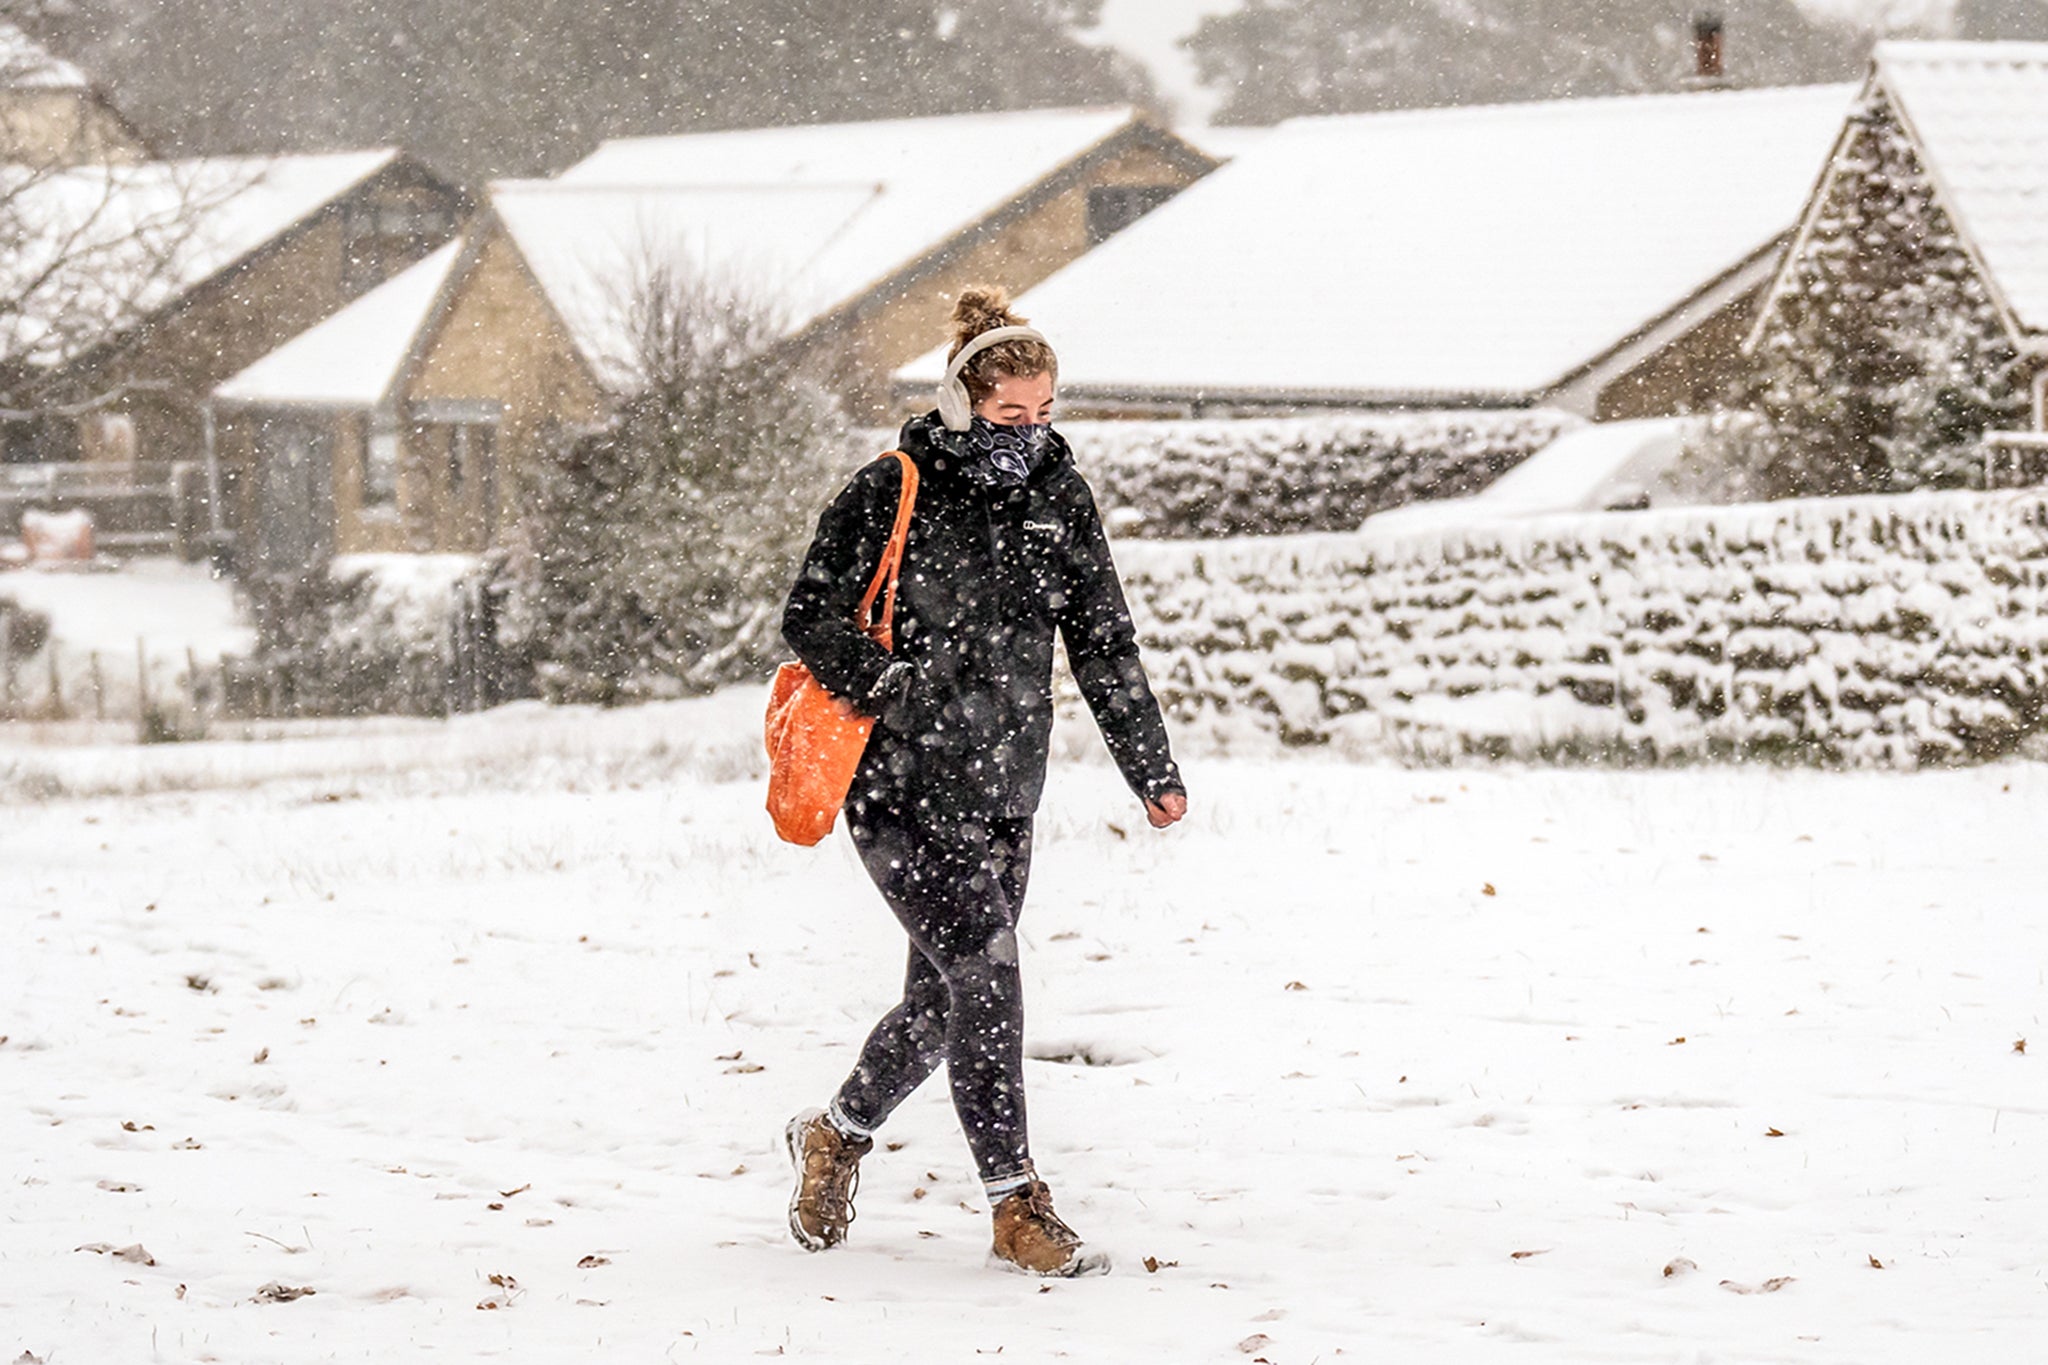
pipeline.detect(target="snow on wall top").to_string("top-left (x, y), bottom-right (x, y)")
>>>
top-left (898, 84), bottom-right (1857, 402)
top-left (488, 179), bottom-right (884, 391)
top-left (555, 107), bottom-right (1149, 329)
top-left (213, 240), bottom-right (463, 409)
top-left (3, 150), bottom-right (401, 370)
top-left (1876, 41), bottom-right (2048, 337)
top-left (0, 19), bottom-right (87, 89)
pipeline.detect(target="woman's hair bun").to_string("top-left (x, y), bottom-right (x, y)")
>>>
top-left (950, 286), bottom-right (1020, 348)
top-left (944, 282), bottom-right (1056, 402)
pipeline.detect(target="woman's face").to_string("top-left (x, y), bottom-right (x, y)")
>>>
top-left (972, 370), bottom-right (1055, 426)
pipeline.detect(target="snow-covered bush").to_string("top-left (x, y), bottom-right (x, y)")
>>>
top-left (1116, 487), bottom-right (2048, 767)
top-left (1061, 409), bottom-right (1580, 538)
top-left (236, 555), bottom-right (490, 717)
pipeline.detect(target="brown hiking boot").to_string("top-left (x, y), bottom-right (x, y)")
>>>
top-left (989, 1180), bottom-right (1111, 1277)
top-left (783, 1108), bottom-right (873, 1251)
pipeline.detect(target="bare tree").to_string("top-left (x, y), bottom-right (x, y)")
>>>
top-left (1, 4), bottom-right (251, 430)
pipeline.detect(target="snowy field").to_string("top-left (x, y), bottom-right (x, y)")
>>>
top-left (4, 694), bottom-right (2044, 1363)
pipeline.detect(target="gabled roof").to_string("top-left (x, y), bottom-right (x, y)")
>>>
top-left (556, 107), bottom-right (1205, 336)
top-left (5, 150), bottom-right (403, 371)
top-left (0, 19), bottom-right (86, 89)
top-left (1870, 41), bottom-right (2048, 338)
top-left (486, 179), bottom-right (886, 391)
top-left (897, 83), bottom-right (1857, 406)
top-left (213, 239), bottom-right (464, 409)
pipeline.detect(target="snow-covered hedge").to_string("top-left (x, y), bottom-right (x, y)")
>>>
top-left (1061, 410), bottom-right (1582, 538)
top-left (1117, 488), bottom-right (2048, 766)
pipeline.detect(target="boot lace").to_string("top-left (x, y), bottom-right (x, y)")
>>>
top-left (1020, 1182), bottom-right (1080, 1248)
top-left (811, 1141), bottom-right (863, 1234)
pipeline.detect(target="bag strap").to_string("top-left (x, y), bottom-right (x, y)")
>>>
top-left (857, 450), bottom-right (919, 650)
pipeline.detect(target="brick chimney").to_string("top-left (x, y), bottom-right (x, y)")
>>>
top-left (1693, 12), bottom-right (1726, 82)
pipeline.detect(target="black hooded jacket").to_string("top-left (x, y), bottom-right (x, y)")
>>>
top-left (781, 411), bottom-right (1184, 820)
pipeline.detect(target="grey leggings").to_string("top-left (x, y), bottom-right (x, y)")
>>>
top-left (831, 796), bottom-right (1034, 1184)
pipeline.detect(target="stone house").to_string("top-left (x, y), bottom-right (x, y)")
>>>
top-left (0, 19), bottom-right (149, 165)
top-left (1744, 41), bottom-right (2048, 491)
top-left (895, 84), bottom-right (1860, 421)
top-left (210, 107), bottom-right (1215, 559)
top-left (5, 151), bottom-right (463, 562)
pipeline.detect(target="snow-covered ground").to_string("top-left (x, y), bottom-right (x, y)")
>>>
top-left (4, 696), bottom-right (2044, 1363)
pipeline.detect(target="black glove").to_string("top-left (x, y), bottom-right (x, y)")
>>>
top-left (864, 659), bottom-right (921, 733)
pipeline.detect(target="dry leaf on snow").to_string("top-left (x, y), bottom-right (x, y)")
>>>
top-left (1720, 1276), bottom-right (1795, 1295)
top-left (76, 1242), bottom-right (155, 1265)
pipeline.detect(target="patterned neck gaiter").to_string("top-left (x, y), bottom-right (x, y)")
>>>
top-left (965, 415), bottom-right (1052, 484)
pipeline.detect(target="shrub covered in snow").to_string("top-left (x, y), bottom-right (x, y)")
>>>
top-left (236, 555), bottom-right (496, 717)
top-left (1060, 409), bottom-right (1580, 539)
top-left (1116, 488), bottom-right (2048, 767)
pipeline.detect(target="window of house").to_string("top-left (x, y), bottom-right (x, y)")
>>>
top-left (465, 423), bottom-right (495, 486)
top-left (80, 412), bottom-right (137, 464)
top-left (343, 193), bottom-right (457, 294)
top-left (1085, 185), bottom-right (1178, 245)
top-left (446, 424), bottom-right (467, 496)
top-left (361, 424), bottom-right (399, 509)
top-left (445, 421), bottom-right (498, 499)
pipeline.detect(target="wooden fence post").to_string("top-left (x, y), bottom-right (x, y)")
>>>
top-left (135, 637), bottom-right (150, 740)
top-left (0, 613), bottom-right (14, 721)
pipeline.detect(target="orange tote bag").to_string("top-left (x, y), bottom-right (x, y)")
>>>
top-left (765, 450), bottom-right (919, 846)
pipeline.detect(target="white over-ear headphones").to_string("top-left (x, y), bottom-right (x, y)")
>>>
top-left (936, 325), bottom-right (1054, 432)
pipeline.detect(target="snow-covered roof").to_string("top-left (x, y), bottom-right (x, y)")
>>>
top-left (3, 150), bottom-right (403, 370)
top-left (213, 239), bottom-right (463, 409)
top-left (554, 107), bottom-right (1179, 332)
top-left (488, 180), bottom-right (886, 391)
top-left (1874, 42), bottom-right (2048, 337)
top-left (0, 19), bottom-right (87, 89)
top-left (898, 84), bottom-right (1858, 404)
top-left (1362, 417), bottom-right (1701, 533)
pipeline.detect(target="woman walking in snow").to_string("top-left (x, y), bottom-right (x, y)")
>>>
top-left (779, 286), bottom-right (1187, 1277)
